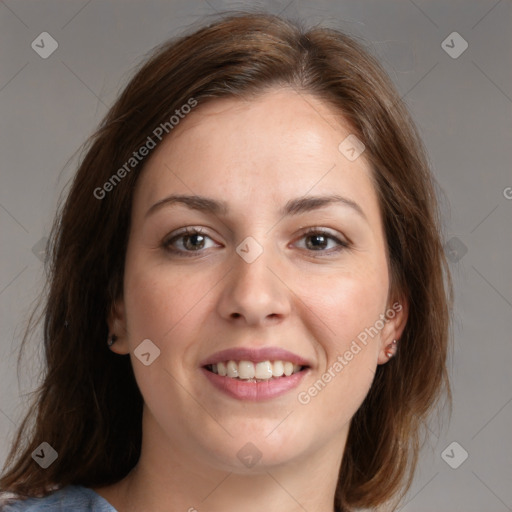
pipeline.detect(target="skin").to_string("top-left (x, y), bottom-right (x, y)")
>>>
top-left (94, 87), bottom-right (407, 512)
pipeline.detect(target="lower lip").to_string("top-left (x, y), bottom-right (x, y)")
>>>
top-left (200, 367), bottom-right (309, 401)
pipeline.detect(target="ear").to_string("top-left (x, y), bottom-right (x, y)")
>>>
top-left (377, 298), bottom-right (408, 365)
top-left (107, 298), bottom-right (130, 355)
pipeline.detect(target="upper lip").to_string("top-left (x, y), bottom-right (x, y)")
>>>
top-left (200, 347), bottom-right (312, 367)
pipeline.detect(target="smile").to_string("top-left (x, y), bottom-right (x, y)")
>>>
top-left (200, 346), bottom-right (312, 400)
top-left (205, 360), bottom-right (304, 381)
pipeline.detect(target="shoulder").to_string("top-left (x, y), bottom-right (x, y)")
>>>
top-left (1, 485), bottom-right (117, 512)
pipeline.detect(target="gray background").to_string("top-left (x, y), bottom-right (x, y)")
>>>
top-left (1, 1), bottom-right (511, 511)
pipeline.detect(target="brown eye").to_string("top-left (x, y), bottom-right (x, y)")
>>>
top-left (305, 233), bottom-right (329, 250)
top-left (295, 229), bottom-right (349, 255)
top-left (163, 228), bottom-right (218, 256)
top-left (181, 233), bottom-right (206, 251)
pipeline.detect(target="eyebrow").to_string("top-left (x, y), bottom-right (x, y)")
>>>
top-left (145, 193), bottom-right (367, 221)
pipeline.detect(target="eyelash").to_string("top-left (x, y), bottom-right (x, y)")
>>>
top-left (162, 227), bottom-right (349, 258)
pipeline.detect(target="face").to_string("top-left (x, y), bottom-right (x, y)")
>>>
top-left (109, 88), bottom-right (407, 472)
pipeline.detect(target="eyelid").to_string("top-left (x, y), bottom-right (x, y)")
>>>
top-left (162, 226), bottom-right (350, 257)
top-left (299, 226), bottom-right (349, 243)
top-left (163, 227), bottom-right (220, 257)
top-left (293, 227), bottom-right (350, 255)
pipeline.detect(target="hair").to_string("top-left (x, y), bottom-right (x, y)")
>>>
top-left (0, 11), bottom-right (452, 512)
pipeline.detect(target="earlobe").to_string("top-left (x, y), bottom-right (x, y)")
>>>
top-left (377, 299), bottom-right (408, 365)
top-left (107, 334), bottom-right (118, 347)
top-left (107, 299), bottom-right (130, 355)
top-left (384, 339), bottom-right (397, 359)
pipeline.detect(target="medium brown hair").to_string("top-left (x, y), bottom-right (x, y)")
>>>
top-left (0, 12), bottom-right (452, 511)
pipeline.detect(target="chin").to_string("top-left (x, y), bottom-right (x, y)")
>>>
top-left (193, 423), bottom-right (310, 471)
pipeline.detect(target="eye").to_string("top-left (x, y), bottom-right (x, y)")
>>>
top-left (163, 227), bottom-right (219, 256)
top-left (294, 228), bottom-right (349, 255)
top-left (162, 226), bottom-right (349, 258)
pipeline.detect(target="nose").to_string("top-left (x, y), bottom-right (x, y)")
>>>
top-left (216, 243), bottom-right (291, 327)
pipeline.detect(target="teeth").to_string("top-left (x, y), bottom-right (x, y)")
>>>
top-left (255, 361), bottom-right (273, 380)
top-left (226, 360), bottom-right (238, 378)
top-left (217, 361), bottom-right (227, 377)
top-left (283, 362), bottom-right (293, 376)
top-left (238, 361), bottom-right (255, 379)
top-left (208, 360), bottom-right (304, 380)
top-left (272, 360), bottom-right (284, 377)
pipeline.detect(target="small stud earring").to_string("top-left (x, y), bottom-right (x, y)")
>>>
top-left (107, 334), bottom-right (118, 347)
top-left (385, 339), bottom-right (397, 358)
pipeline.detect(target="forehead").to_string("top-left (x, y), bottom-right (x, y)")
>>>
top-left (134, 88), bottom-right (378, 220)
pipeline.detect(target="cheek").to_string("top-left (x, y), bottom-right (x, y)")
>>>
top-left (121, 260), bottom-right (215, 411)
top-left (293, 271), bottom-right (387, 433)
top-left (123, 257), bottom-right (214, 340)
top-left (301, 263), bottom-right (389, 356)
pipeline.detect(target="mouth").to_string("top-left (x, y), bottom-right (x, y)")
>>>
top-left (200, 346), bottom-right (312, 401)
top-left (204, 360), bottom-right (308, 382)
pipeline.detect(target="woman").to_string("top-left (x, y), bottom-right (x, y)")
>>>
top-left (0, 11), bottom-right (452, 512)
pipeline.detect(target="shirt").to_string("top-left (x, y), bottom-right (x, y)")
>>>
top-left (1, 485), bottom-right (117, 511)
